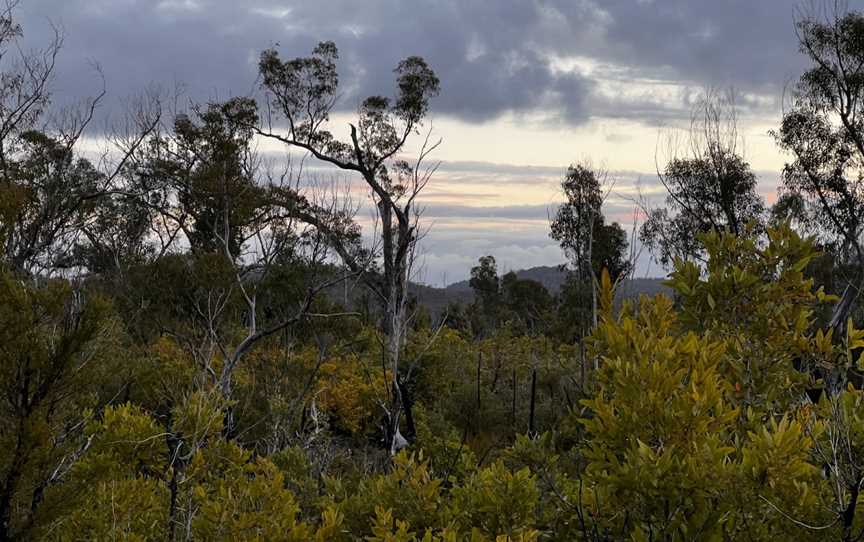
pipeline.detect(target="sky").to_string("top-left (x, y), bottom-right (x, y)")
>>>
top-left (16, 0), bottom-right (835, 285)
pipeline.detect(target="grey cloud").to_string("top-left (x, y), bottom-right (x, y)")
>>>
top-left (18, 0), bottom-right (814, 128)
top-left (594, 1), bottom-right (805, 92)
top-left (421, 201), bottom-right (642, 226)
top-left (436, 161), bottom-right (564, 177)
top-left (418, 191), bottom-right (501, 202)
top-left (423, 203), bottom-right (553, 220)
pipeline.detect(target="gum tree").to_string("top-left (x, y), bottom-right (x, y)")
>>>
top-left (255, 41), bottom-right (440, 452)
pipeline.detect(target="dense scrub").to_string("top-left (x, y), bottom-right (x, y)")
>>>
top-left (3, 225), bottom-right (864, 540)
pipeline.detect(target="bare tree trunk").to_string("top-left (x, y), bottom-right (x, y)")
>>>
top-left (0, 446), bottom-right (25, 541)
top-left (842, 480), bottom-right (860, 542)
top-left (166, 432), bottom-right (184, 542)
top-left (476, 352), bottom-right (482, 410)
top-left (528, 366), bottom-right (537, 436)
top-left (588, 210), bottom-right (597, 331)
top-left (396, 378), bottom-right (416, 442)
top-left (580, 339), bottom-right (589, 395)
top-left (511, 368), bottom-right (517, 431)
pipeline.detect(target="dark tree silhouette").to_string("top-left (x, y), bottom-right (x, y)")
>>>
top-left (775, 7), bottom-right (864, 332)
top-left (641, 90), bottom-right (764, 266)
top-left (550, 163), bottom-right (630, 334)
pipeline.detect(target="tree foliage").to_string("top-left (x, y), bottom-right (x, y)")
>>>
top-left (641, 90), bottom-right (765, 266)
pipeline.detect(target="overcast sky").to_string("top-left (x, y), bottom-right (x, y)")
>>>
top-left (17, 0), bottom-right (835, 284)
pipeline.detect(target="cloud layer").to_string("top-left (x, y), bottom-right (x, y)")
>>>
top-left (20, 0), bottom-right (808, 125)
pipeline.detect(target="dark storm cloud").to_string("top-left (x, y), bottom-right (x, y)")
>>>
top-left (16, 0), bottom-right (817, 127)
top-left (594, 1), bottom-right (806, 92)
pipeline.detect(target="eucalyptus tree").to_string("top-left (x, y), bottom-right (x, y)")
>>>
top-left (254, 41), bottom-right (440, 452)
top-left (550, 163), bottom-right (630, 335)
top-left (775, 6), bottom-right (864, 330)
top-left (468, 255), bottom-right (502, 337)
top-left (0, 2), bottom-right (158, 277)
top-left (641, 89), bottom-right (764, 267)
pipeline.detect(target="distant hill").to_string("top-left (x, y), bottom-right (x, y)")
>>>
top-left (411, 265), bottom-right (670, 317)
top-left (615, 277), bottom-right (672, 299)
top-left (444, 265), bottom-right (569, 294)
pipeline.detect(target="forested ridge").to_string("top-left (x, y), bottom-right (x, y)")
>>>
top-left (7, 2), bottom-right (864, 541)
